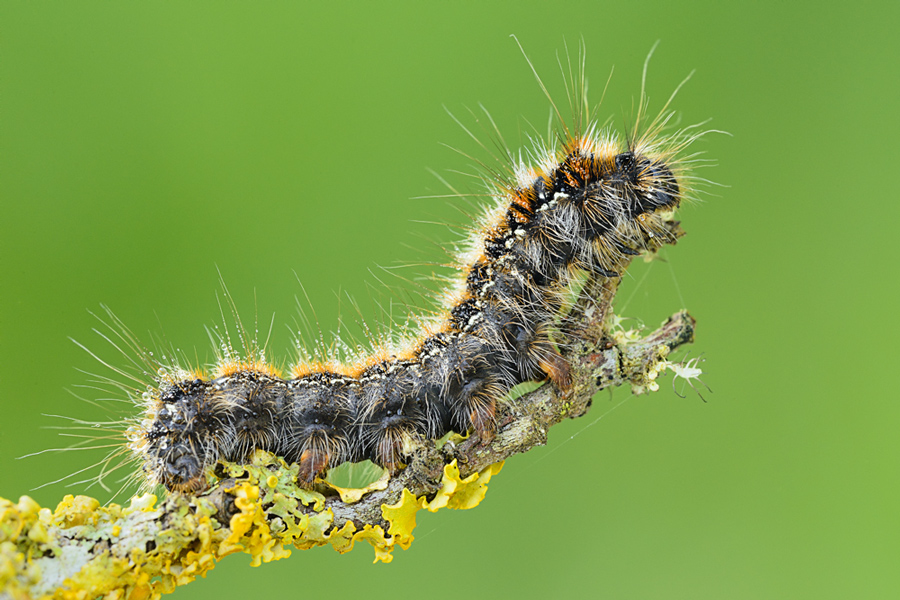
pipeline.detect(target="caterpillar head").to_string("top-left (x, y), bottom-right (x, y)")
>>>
top-left (613, 150), bottom-right (681, 214)
top-left (142, 379), bottom-right (232, 493)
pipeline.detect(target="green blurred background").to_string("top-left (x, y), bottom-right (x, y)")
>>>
top-left (2, 2), bottom-right (897, 598)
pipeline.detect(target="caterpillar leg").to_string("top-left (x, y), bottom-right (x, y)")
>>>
top-left (297, 443), bottom-right (331, 487)
top-left (376, 428), bottom-right (406, 474)
top-left (469, 397), bottom-right (497, 444)
top-left (539, 349), bottom-right (572, 390)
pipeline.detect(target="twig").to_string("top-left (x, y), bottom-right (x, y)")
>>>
top-left (0, 220), bottom-right (696, 600)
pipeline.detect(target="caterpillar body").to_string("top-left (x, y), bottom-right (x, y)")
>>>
top-left (111, 54), bottom-right (701, 496)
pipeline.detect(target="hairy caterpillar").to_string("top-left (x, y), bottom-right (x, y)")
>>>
top-left (74, 46), bottom-right (707, 497)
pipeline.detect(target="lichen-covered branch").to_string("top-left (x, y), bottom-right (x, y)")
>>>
top-left (0, 226), bottom-right (697, 600)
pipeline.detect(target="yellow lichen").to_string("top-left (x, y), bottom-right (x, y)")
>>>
top-left (382, 489), bottom-right (427, 550)
top-left (0, 453), bottom-right (506, 597)
top-left (1, 497), bottom-right (45, 599)
top-left (52, 495), bottom-right (100, 529)
top-left (347, 525), bottom-right (394, 564)
top-left (426, 460), bottom-right (504, 511)
top-left (325, 520), bottom-right (358, 554)
top-left (374, 459), bottom-right (505, 560)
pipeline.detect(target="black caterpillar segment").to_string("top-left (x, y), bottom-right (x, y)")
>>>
top-left (132, 135), bottom-right (692, 494)
top-left (286, 373), bottom-right (355, 486)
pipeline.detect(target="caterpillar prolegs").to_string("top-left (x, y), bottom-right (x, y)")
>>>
top-left (124, 56), bottom-right (701, 496)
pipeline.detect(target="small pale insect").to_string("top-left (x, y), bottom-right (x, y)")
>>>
top-left (667, 353), bottom-right (712, 401)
